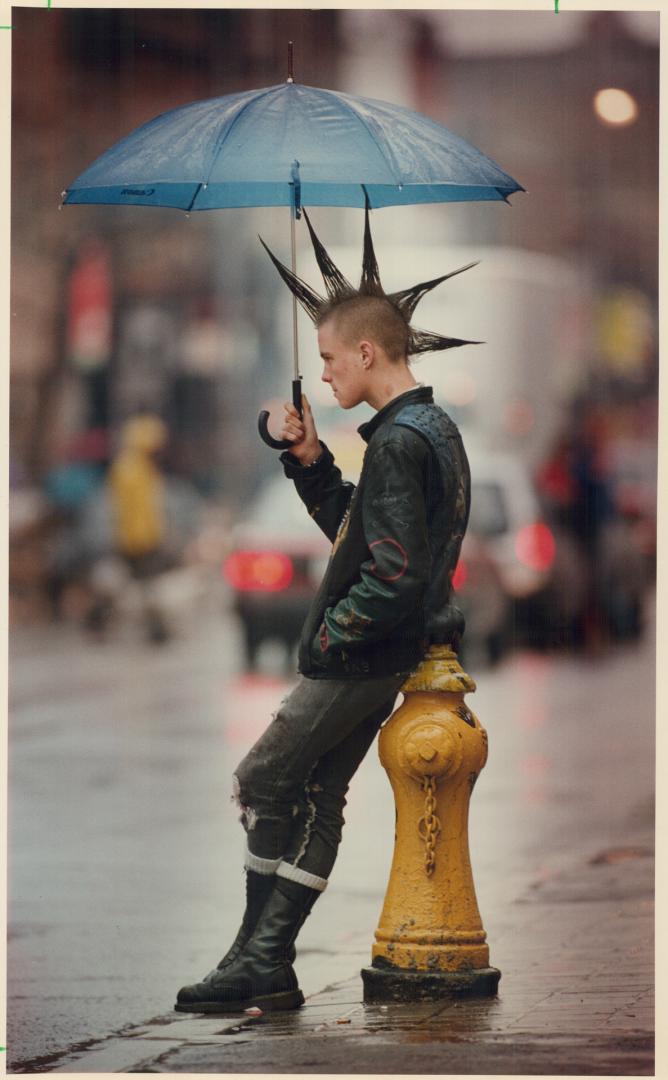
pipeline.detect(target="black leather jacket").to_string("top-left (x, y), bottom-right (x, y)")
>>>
top-left (280, 386), bottom-right (470, 680)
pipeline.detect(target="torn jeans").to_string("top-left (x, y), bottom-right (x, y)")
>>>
top-left (233, 673), bottom-right (406, 886)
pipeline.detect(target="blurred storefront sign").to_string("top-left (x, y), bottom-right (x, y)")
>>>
top-left (66, 241), bottom-right (113, 371)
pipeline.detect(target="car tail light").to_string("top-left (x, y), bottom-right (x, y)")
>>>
top-left (514, 523), bottom-right (556, 573)
top-left (452, 559), bottom-right (468, 592)
top-left (224, 551), bottom-right (294, 592)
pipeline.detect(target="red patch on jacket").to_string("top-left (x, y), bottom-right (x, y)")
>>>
top-left (368, 537), bottom-right (409, 582)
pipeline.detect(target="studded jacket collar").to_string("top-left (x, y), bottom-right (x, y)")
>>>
top-left (356, 385), bottom-right (433, 444)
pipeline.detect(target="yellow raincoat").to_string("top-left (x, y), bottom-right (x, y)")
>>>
top-left (109, 415), bottom-right (168, 558)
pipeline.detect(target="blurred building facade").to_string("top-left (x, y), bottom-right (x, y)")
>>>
top-left (11, 8), bottom-right (341, 497)
top-left (11, 9), bottom-right (658, 501)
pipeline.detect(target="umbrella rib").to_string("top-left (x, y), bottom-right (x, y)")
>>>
top-left (204, 85), bottom-right (282, 188)
top-left (326, 90), bottom-right (405, 190)
top-left (186, 183), bottom-right (203, 212)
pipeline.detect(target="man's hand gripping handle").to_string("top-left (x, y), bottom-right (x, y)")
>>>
top-left (258, 378), bottom-right (304, 450)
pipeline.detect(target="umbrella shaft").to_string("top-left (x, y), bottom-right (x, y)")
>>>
top-left (290, 207), bottom-right (300, 380)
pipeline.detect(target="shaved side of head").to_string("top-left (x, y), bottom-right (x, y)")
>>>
top-left (316, 295), bottom-right (410, 363)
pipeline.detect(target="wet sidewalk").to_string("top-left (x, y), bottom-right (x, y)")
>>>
top-left (9, 607), bottom-right (657, 1074)
top-left (47, 831), bottom-right (654, 1075)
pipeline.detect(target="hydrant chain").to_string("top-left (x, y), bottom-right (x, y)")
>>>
top-left (418, 775), bottom-right (441, 876)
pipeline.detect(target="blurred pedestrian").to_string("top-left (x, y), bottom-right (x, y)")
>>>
top-left (536, 431), bottom-right (576, 531)
top-left (42, 429), bottom-right (109, 621)
top-left (568, 408), bottom-right (615, 652)
top-left (89, 413), bottom-right (173, 643)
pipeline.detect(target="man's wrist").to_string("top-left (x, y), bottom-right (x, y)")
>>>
top-left (280, 440), bottom-right (330, 478)
top-left (293, 444), bottom-right (323, 467)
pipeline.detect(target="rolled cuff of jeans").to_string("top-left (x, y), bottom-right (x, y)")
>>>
top-left (276, 860), bottom-right (328, 892)
top-left (245, 849), bottom-right (283, 875)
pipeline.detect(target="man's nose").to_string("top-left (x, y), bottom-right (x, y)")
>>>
top-left (321, 367), bottom-right (331, 383)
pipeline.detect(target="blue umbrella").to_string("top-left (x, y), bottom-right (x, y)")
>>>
top-left (63, 82), bottom-right (522, 211)
top-left (63, 62), bottom-right (523, 447)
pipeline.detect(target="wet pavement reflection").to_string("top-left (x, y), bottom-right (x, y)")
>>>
top-left (7, 606), bottom-right (655, 1072)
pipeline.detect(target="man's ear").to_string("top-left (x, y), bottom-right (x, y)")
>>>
top-left (360, 340), bottom-right (375, 369)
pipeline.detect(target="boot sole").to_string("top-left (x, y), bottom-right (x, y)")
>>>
top-left (174, 989), bottom-right (304, 1014)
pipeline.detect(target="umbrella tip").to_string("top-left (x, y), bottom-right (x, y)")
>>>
top-left (287, 41), bottom-right (294, 83)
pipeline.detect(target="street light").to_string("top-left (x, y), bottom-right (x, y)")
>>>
top-left (593, 87), bottom-right (639, 127)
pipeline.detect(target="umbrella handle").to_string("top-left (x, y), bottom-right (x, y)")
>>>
top-left (258, 378), bottom-right (303, 450)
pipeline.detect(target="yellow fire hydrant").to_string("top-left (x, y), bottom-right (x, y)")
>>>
top-left (362, 645), bottom-right (500, 1002)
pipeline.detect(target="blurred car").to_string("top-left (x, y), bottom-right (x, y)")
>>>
top-left (226, 474), bottom-right (508, 671)
top-left (224, 478), bottom-right (331, 670)
top-left (454, 450), bottom-right (589, 658)
top-left (452, 530), bottom-right (508, 665)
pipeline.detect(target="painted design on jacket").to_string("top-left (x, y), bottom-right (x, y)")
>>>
top-left (331, 504), bottom-right (352, 555)
top-left (368, 537), bottom-right (409, 582)
top-left (333, 605), bottom-right (374, 639)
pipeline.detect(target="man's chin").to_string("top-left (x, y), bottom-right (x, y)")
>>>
top-left (335, 394), bottom-right (362, 410)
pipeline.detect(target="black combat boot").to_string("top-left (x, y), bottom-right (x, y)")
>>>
top-left (175, 877), bottom-right (321, 1013)
top-left (199, 870), bottom-right (296, 980)
top-left (209, 869), bottom-right (276, 972)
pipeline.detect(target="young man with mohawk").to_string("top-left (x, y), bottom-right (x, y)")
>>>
top-left (176, 204), bottom-right (475, 1015)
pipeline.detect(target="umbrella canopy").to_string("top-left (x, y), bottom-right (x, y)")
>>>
top-left (63, 81), bottom-right (523, 212)
top-left (63, 75), bottom-right (524, 449)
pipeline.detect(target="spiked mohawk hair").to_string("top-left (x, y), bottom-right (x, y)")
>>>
top-left (259, 193), bottom-right (480, 357)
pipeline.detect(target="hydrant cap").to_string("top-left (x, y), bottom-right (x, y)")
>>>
top-left (402, 722), bottom-right (463, 779)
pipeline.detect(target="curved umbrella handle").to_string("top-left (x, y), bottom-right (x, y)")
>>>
top-left (258, 378), bottom-right (303, 451)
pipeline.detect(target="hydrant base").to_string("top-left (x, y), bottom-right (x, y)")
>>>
top-left (361, 960), bottom-right (501, 1003)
